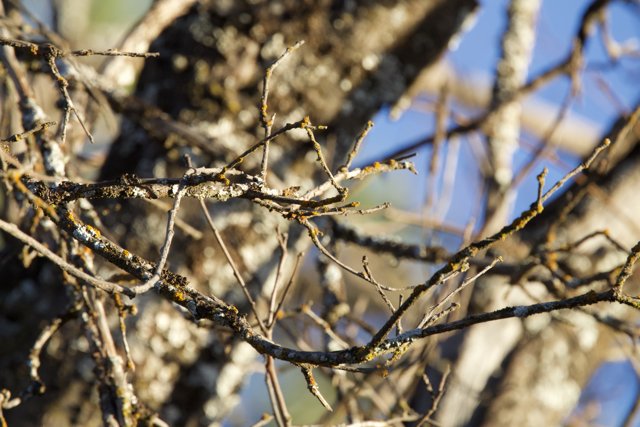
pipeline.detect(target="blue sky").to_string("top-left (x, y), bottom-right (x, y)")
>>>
top-left (358, 0), bottom-right (639, 231)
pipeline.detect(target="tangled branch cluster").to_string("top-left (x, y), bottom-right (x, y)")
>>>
top-left (1, 1), bottom-right (639, 426)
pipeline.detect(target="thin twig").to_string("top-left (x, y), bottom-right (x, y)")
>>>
top-left (548, 229), bottom-right (628, 254)
top-left (303, 120), bottom-right (345, 198)
top-left (145, 198), bottom-right (203, 240)
top-left (367, 137), bottom-right (613, 349)
top-left (362, 256), bottom-right (396, 313)
top-left (540, 139), bottom-right (609, 204)
top-left (0, 218), bottom-right (133, 296)
top-left (341, 120), bottom-right (374, 172)
top-left (303, 219), bottom-right (427, 292)
top-left (41, 44), bottom-right (95, 144)
top-left (0, 121), bottom-right (56, 143)
top-left (426, 85), bottom-right (449, 212)
top-left (300, 304), bottom-right (350, 349)
top-left (70, 49), bottom-right (159, 58)
top-left (382, 0), bottom-right (612, 163)
top-left (260, 41), bottom-right (304, 182)
top-left (225, 119), bottom-right (308, 172)
top-left (300, 365), bottom-right (333, 412)
top-left (198, 198), bottom-right (269, 335)
top-left (0, 305), bottom-right (77, 416)
top-left (265, 356), bottom-right (291, 427)
top-left (131, 171), bottom-right (190, 295)
top-left (113, 293), bottom-right (136, 371)
top-left (272, 252), bottom-right (304, 327)
top-left (417, 365), bottom-right (451, 427)
top-left (613, 240), bottom-right (640, 293)
top-left (268, 230), bottom-right (289, 327)
top-left (419, 257), bottom-right (502, 328)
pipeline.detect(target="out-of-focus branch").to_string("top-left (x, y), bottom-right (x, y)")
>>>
top-left (383, 0), bottom-right (614, 163)
top-left (483, 0), bottom-right (541, 232)
top-left (101, 0), bottom-right (197, 86)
